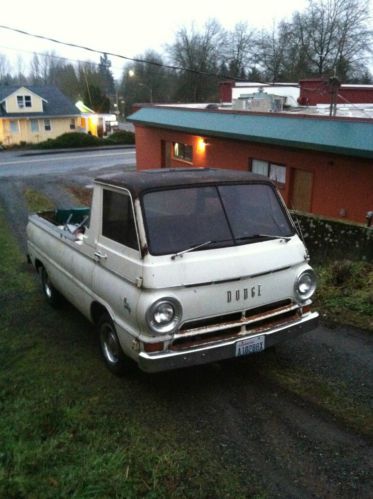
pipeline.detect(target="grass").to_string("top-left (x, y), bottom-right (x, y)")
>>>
top-left (67, 185), bottom-right (93, 207)
top-left (23, 189), bottom-right (55, 212)
top-left (314, 260), bottom-right (373, 331)
top-left (0, 208), bottom-right (251, 498)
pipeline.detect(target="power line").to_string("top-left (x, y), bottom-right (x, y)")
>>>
top-left (0, 44), bottom-right (125, 74)
top-left (0, 24), bottom-right (240, 81)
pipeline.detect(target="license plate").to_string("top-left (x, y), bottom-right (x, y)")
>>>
top-left (236, 336), bottom-right (265, 357)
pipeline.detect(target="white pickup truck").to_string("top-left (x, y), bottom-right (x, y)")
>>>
top-left (27, 168), bottom-right (319, 375)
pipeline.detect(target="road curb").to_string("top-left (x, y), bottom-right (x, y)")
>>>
top-left (19, 145), bottom-right (135, 157)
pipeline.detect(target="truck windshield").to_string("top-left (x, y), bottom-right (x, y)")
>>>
top-left (142, 184), bottom-right (294, 256)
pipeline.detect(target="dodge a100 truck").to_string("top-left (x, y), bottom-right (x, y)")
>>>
top-left (27, 168), bottom-right (319, 375)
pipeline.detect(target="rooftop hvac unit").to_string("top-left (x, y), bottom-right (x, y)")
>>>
top-left (232, 98), bottom-right (251, 111)
top-left (250, 98), bottom-right (272, 112)
top-left (272, 97), bottom-right (284, 112)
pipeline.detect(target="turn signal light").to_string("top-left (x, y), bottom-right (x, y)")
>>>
top-left (144, 342), bottom-right (164, 353)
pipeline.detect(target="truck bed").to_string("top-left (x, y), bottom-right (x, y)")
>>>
top-left (30, 207), bottom-right (90, 242)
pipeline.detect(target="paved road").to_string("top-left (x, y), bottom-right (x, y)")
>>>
top-left (0, 147), bottom-right (136, 251)
top-left (0, 146), bottom-right (136, 178)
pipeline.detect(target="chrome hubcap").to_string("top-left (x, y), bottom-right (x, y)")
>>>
top-left (102, 325), bottom-right (120, 364)
top-left (45, 281), bottom-right (52, 299)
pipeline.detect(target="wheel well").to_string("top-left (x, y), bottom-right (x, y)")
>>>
top-left (34, 259), bottom-right (44, 273)
top-left (91, 301), bottom-right (109, 325)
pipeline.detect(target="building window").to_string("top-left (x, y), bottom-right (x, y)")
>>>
top-left (30, 119), bottom-right (39, 133)
top-left (70, 118), bottom-right (76, 130)
top-left (44, 119), bottom-right (51, 131)
top-left (17, 95), bottom-right (32, 108)
top-left (173, 142), bottom-right (193, 163)
top-left (102, 190), bottom-right (139, 250)
top-left (9, 120), bottom-right (19, 134)
top-left (251, 159), bottom-right (286, 188)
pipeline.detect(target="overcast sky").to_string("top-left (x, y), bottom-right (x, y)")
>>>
top-left (0, 0), bottom-right (312, 78)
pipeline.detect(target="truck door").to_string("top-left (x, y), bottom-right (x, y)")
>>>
top-left (93, 188), bottom-right (142, 324)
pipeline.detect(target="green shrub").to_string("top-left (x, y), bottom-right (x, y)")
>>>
top-left (315, 260), bottom-right (373, 330)
top-left (36, 132), bottom-right (103, 149)
top-left (34, 131), bottom-right (135, 149)
top-left (105, 130), bottom-right (135, 145)
top-left (327, 260), bottom-right (354, 287)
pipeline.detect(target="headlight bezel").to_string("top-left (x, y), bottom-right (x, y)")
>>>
top-left (295, 269), bottom-right (317, 301)
top-left (146, 297), bottom-right (182, 334)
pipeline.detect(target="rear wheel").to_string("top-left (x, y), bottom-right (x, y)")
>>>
top-left (98, 314), bottom-right (133, 376)
top-left (40, 267), bottom-right (62, 307)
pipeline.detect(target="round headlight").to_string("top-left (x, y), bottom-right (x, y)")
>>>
top-left (146, 298), bottom-right (182, 334)
top-left (295, 270), bottom-right (317, 301)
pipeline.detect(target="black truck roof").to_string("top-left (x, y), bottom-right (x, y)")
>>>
top-left (95, 168), bottom-right (272, 197)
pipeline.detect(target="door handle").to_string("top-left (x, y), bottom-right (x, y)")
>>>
top-left (94, 251), bottom-right (107, 260)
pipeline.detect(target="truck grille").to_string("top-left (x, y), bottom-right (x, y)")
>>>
top-left (170, 299), bottom-right (300, 351)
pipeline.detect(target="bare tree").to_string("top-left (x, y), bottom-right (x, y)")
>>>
top-left (225, 22), bottom-right (257, 78)
top-left (256, 0), bottom-right (372, 82)
top-left (257, 23), bottom-right (289, 82)
top-left (0, 54), bottom-right (11, 80)
top-left (29, 53), bottom-right (42, 84)
top-left (28, 51), bottom-right (66, 85)
top-left (293, 0), bottom-right (372, 79)
top-left (168, 19), bottom-right (226, 101)
top-left (15, 56), bottom-right (28, 85)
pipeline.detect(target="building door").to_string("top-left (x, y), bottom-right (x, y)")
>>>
top-left (161, 141), bottom-right (171, 167)
top-left (291, 169), bottom-right (313, 212)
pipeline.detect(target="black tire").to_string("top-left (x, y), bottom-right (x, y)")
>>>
top-left (98, 313), bottom-right (133, 376)
top-left (40, 267), bottom-right (62, 307)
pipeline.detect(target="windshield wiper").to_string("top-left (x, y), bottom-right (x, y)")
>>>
top-left (236, 233), bottom-right (292, 243)
top-left (171, 240), bottom-right (214, 260)
top-left (171, 233), bottom-right (292, 260)
top-left (258, 233), bottom-right (292, 242)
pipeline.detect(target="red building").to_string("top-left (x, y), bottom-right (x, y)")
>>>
top-left (128, 105), bottom-right (373, 225)
top-left (299, 79), bottom-right (373, 106)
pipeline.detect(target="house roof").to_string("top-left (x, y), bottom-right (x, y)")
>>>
top-left (128, 106), bottom-right (373, 159)
top-left (0, 85), bottom-right (80, 118)
top-left (0, 86), bottom-right (48, 104)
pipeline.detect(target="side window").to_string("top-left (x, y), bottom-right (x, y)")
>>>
top-left (173, 142), bottom-right (193, 162)
top-left (251, 159), bottom-right (269, 176)
top-left (9, 120), bottom-right (19, 134)
top-left (251, 158), bottom-right (286, 189)
top-left (102, 190), bottom-right (139, 250)
top-left (30, 119), bottom-right (39, 133)
top-left (44, 119), bottom-right (51, 131)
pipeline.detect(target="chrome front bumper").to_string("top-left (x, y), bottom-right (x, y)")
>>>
top-left (138, 311), bottom-right (319, 373)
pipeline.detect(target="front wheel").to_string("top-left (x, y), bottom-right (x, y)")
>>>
top-left (98, 314), bottom-right (133, 376)
top-left (40, 267), bottom-right (62, 307)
